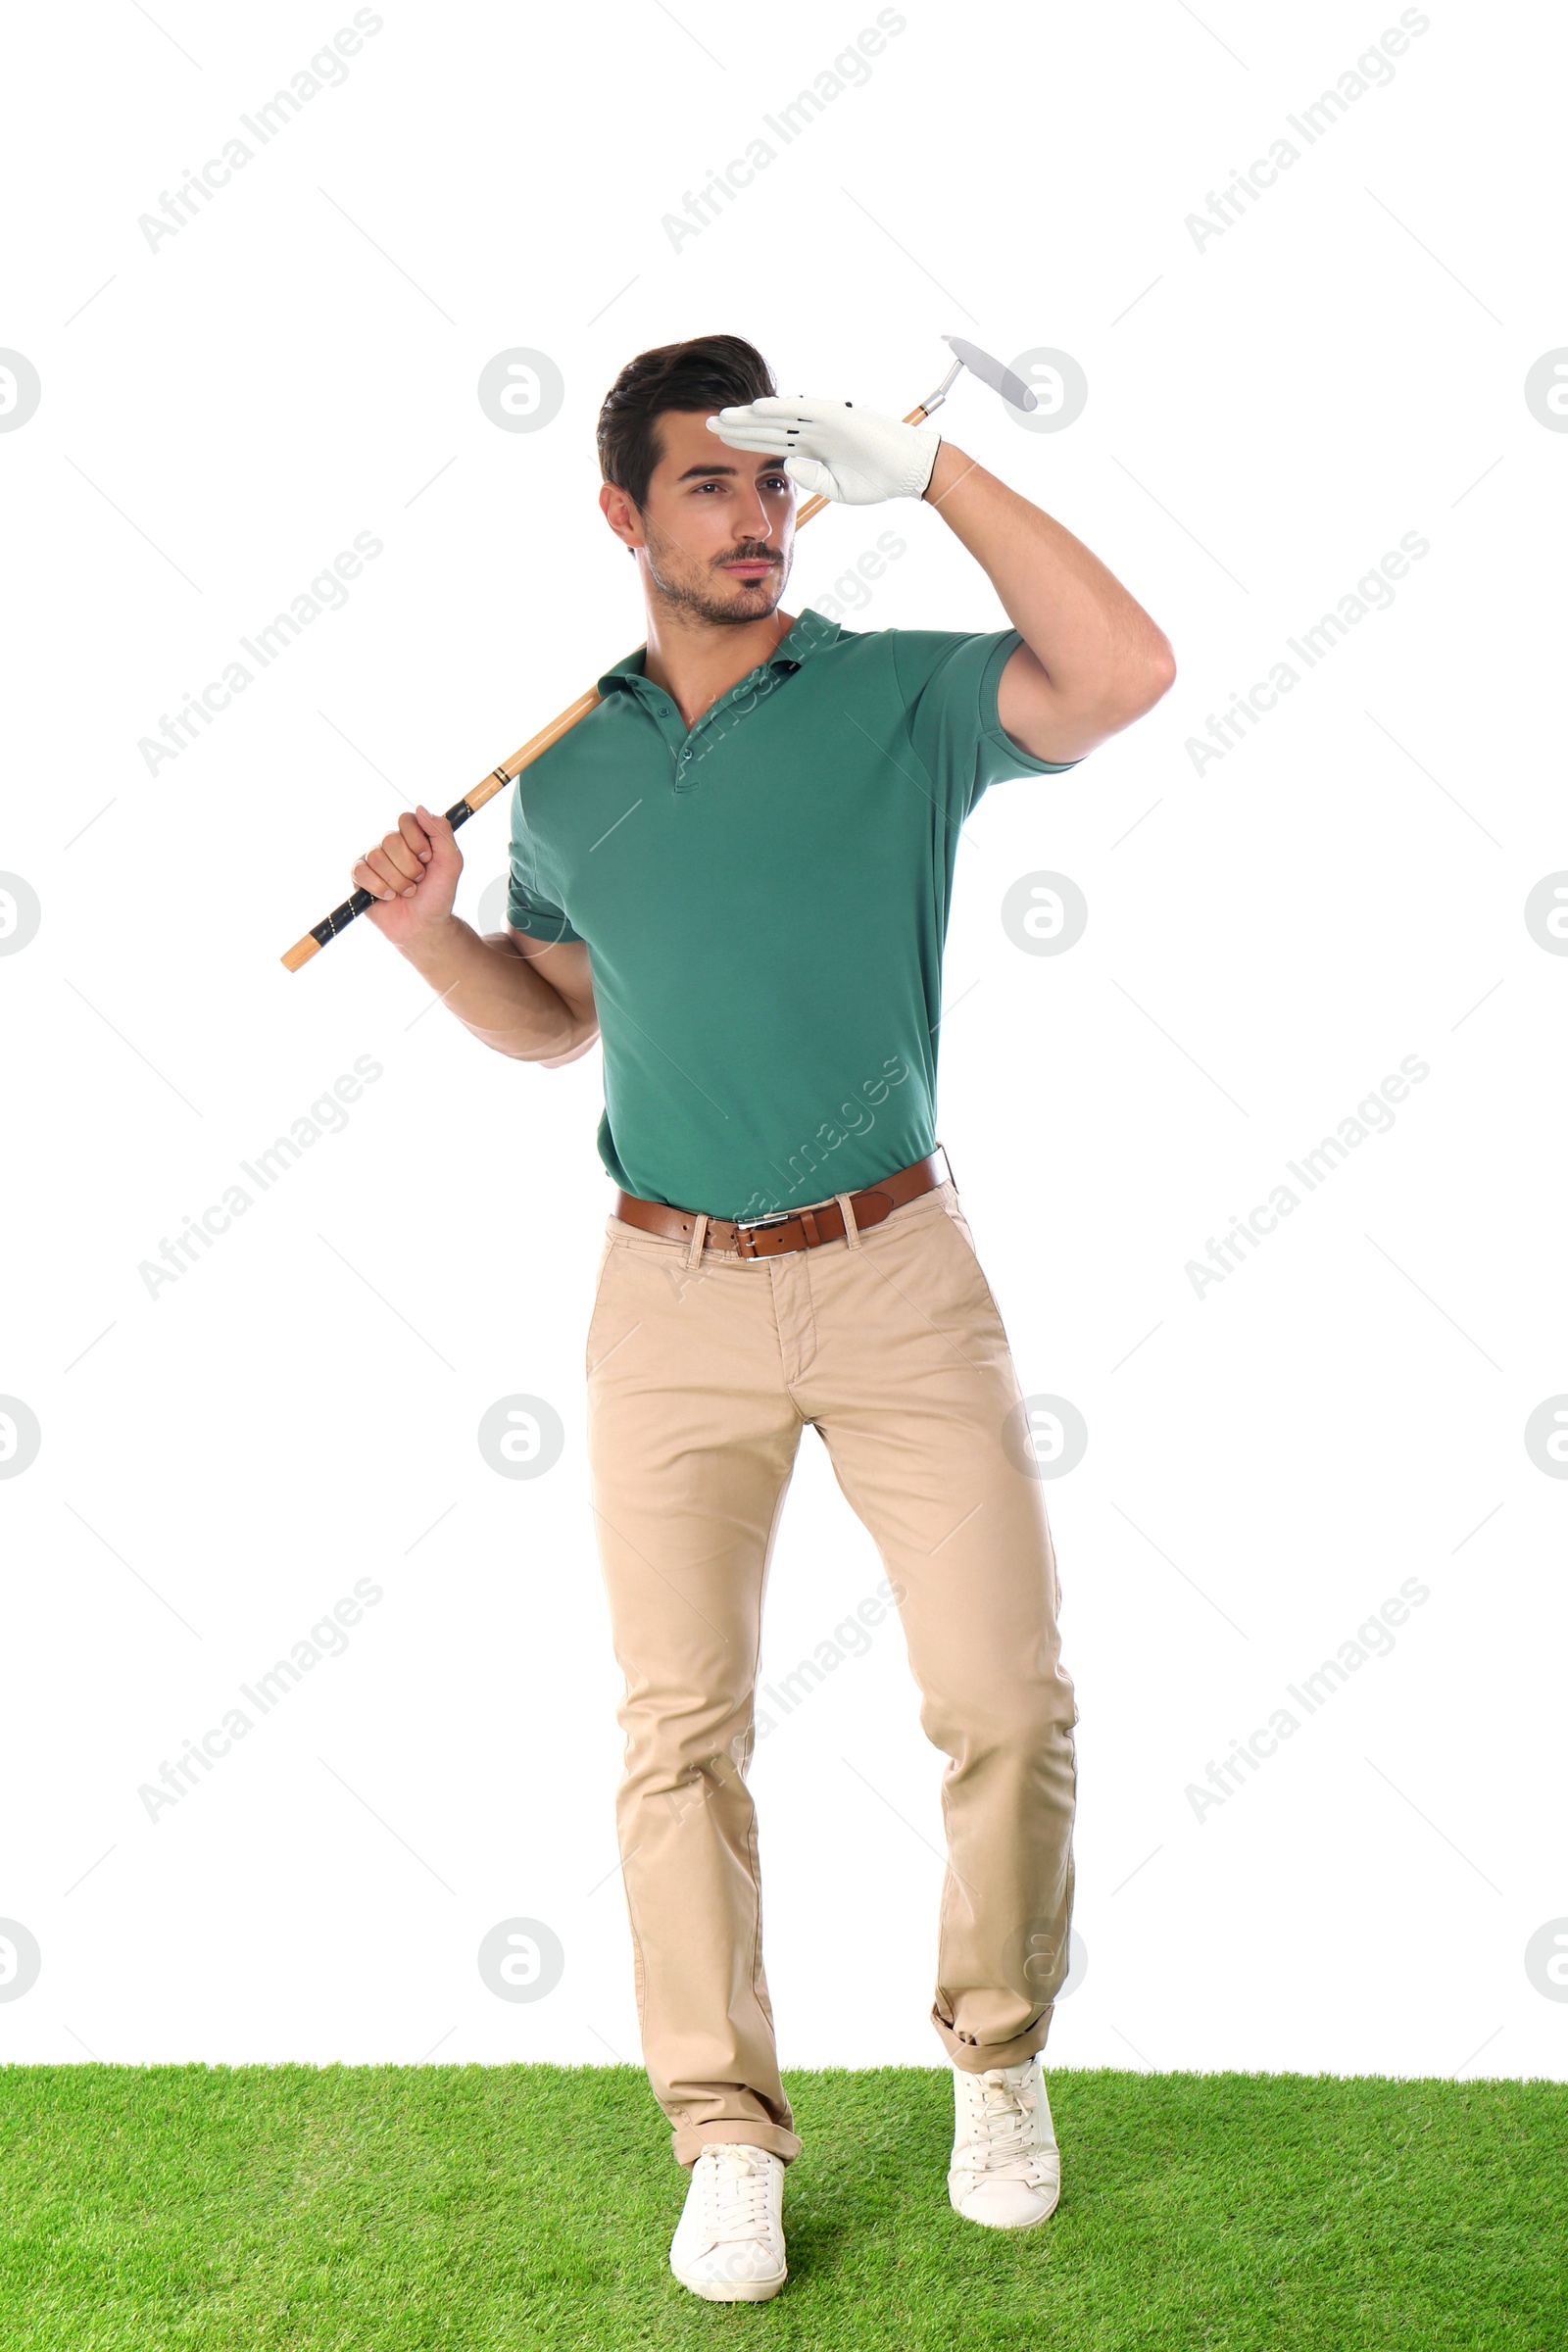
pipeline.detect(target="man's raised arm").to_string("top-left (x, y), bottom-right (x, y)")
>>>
top-left (921, 440), bottom-right (1176, 765)
top-left (706, 392), bottom-right (1175, 766)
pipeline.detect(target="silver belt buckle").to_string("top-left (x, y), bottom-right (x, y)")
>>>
top-left (733, 1206), bottom-right (797, 1258)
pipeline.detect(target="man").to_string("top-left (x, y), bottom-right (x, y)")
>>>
top-left (353, 333), bottom-right (1173, 2302)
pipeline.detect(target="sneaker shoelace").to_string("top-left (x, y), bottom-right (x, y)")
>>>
top-left (698, 2149), bottom-right (772, 2243)
top-left (963, 2072), bottom-right (1044, 2175)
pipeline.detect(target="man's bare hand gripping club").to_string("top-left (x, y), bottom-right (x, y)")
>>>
top-left (352, 803), bottom-right (599, 1069)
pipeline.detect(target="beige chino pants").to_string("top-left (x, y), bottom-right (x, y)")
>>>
top-left (584, 1170), bottom-right (1079, 2168)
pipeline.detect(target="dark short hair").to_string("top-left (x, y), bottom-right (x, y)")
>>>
top-left (597, 334), bottom-right (776, 513)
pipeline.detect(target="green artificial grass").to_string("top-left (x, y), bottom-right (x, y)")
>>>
top-left (1, 2063), bottom-right (1563, 2349)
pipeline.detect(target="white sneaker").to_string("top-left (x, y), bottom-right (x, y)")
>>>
top-left (949, 2053), bottom-right (1061, 2230)
top-left (669, 2141), bottom-right (788, 2302)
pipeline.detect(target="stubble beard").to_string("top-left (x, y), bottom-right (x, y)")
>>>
top-left (640, 514), bottom-right (791, 629)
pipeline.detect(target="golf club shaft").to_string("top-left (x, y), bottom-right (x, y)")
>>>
top-left (280, 402), bottom-right (932, 971)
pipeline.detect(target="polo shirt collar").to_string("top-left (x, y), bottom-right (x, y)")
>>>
top-left (595, 606), bottom-right (840, 700)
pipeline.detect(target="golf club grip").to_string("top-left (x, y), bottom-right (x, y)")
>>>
top-left (286, 796), bottom-right (480, 961)
top-left (279, 685), bottom-right (603, 971)
top-left (280, 405), bottom-right (928, 971)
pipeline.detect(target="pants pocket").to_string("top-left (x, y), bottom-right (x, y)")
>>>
top-left (584, 1240), bottom-right (619, 1378)
top-left (944, 1204), bottom-right (1009, 1330)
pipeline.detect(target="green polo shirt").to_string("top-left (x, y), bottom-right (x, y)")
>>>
top-left (507, 609), bottom-right (1078, 1221)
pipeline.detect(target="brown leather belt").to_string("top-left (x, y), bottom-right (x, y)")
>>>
top-left (612, 1148), bottom-right (953, 1260)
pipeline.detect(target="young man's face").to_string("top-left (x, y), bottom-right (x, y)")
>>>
top-left (608, 407), bottom-right (797, 626)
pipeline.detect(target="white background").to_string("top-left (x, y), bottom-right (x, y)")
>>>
top-left (3, 0), bottom-right (1565, 2086)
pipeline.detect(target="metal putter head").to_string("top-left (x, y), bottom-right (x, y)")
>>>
top-left (920, 335), bottom-right (1039, 416)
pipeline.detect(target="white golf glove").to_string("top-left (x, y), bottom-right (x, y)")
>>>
top-left (706, 394), bottom-right (941, 506)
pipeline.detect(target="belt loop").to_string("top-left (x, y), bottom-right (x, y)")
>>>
top-left (836, 1191), bottom-right (861, 1250)
top-left (685, 1211), bottom-right (709, 1270)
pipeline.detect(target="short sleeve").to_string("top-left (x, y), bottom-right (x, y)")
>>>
top-left (891, 627), bottom-right (1081, 824)
top-left (506, 800), bottom-right (583, 945)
